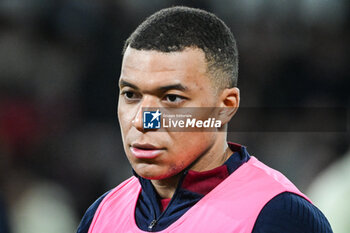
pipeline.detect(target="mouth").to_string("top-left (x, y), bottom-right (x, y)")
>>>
top-left (130, 143), bottom-right (165, 159)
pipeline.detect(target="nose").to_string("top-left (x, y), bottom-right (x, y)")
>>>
top-left (132, 95), bottom-right (158, 132)
top-left (132, 106), bottom-right (144, 132)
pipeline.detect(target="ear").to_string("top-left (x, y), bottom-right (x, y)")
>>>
top-left (217, 87), bottom-right (240, 125)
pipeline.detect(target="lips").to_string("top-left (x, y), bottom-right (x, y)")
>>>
top-left (130, 143), bottom-right (165, 159)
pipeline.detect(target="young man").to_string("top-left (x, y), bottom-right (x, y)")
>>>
top-left (77, 6), bottom-right (332, 233)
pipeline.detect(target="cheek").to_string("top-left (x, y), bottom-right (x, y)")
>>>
top-left (169, 132), bottom-right (214, 160)
top-left (118, 104), bottom-right (133, 132)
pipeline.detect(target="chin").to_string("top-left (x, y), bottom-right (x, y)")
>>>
top-left (134, 165), bottom-right (179, 180)
top-left (137, 170), bottom-right (173, 180)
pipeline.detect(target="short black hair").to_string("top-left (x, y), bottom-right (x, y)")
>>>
top-left (123, 6), bottom-right (239, 89)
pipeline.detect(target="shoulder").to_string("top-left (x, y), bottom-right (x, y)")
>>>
top-left (253, 192), bottom-right (333, 233)
top-left (76, 190), bottom-right (111, 233)
top-left (76, 177), bottom-right (139, 233)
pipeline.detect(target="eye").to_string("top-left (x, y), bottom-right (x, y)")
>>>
top-left (121, 90), bottom-right (141, 101)
top-left (164, 94), bottom-right (186, 104)
top-left (125, 91), bottom-right (134, 99)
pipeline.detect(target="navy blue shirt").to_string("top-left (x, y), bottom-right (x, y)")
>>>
top-left (77, 142), bottom-right (332, 233)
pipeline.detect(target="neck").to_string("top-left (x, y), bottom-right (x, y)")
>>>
top-left (151, 138), bottom-right (232, 199)
top-left (151, 172), bottom-right (183, 199)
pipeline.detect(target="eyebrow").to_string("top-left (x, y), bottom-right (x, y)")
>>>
top-left (119, 79), bottom-right (188, 93)
top-left (119, 79), bottom-right (138, 90)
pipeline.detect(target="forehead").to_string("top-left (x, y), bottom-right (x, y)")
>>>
top-left (120, 47), bottom-right (210, 87)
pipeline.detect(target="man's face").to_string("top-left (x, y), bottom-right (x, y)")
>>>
top-left (118, 47), bottom-right (221, 179)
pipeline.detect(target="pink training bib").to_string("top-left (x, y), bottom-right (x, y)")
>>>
top-left (88, 156), bottom-right (311, 233)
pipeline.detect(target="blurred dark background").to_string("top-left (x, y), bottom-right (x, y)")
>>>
top-left (0, 0), bottom-right (349, 232)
